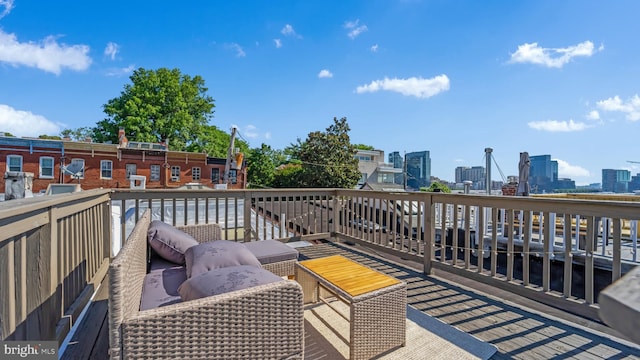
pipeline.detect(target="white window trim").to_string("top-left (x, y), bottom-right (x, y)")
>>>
top-left (39, 156), bottom-right (55, 179)
top-left (7, 155), bottom-right (23, 172)
top-left (150, 165), bottom-right (161, 182)
top-left (192, 167), bottom-right (201, 181)
top-left (171, 166), bottom-right (180, 182)
top-left (100, 160), bottom-right (113, 179)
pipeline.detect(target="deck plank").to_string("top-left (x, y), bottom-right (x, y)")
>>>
top-left (59, 241), bottom-right (640, 359)
top-left (61, 275), bottom-right (109, 360)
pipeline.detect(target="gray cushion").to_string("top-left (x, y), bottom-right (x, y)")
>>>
top-left (140, 266), bottom-right (186, 311)
top-left (243, 240), bottom-right (298, 264)
top-left (148, 220), bottom-right (199, 264)
top-left (178, 265), bottom-right (283, 301)
top-left (184, 240), bottom-right (262, 278)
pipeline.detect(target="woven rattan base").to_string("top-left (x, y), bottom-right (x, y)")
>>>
top-left (296, 255), bottom-right (406, 360)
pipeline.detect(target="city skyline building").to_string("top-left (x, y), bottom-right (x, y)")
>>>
top-left (602, 169), bottom-right (631, 193)
top-left (405, 151), bottom-right (431, 190)
top-left (529, 155), bottom-right (558, 193)
top-left (454, 166), bottom-right (486, 189)
top-left (388, 151), bottom-right (404, 185)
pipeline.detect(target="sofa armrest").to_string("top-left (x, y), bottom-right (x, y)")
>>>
top-left (176, 223), bottom-right (222, 243)
top-left (121, 280), bottom-right (304, 360)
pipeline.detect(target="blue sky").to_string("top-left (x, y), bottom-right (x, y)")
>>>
top-left (1, 0), bottom-right (639, 185)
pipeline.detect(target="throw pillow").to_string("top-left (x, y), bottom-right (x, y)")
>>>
top-left (178, 265), bottom-right (283, 301)
top-left (148, 220), bottom-right (199, 264)
top-left (184, 240), bottom-right (262, 278)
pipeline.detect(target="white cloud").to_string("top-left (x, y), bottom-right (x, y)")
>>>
top-left (105, 64), bottom-right (135, 77)
top-left (281, 24), bottom-right (301, 39)
top-left (233, 124), bottom-right (272, 142)
top-left (586, 110), bottom-right (600, 120)
top-left (243, 125), bottom-right (258, 138)
top-left (274, 39), bottom-right (282, 48)
top-left (0, 104), bottom-right (62, 137)
top-left (344, 19), bottom-right (368, 39)
top-left (509, 41), bottom-right (600, 68)
top-left (0, 30), bottom-right (92, 75)
top-left (318, 69), bottom-right (333, 78)
top-left (355, 75), bottom-right (450, 99)
top-left (370, 44), bottom-right (379, 52)
top-left (104, 42), bottom-right (119, 60)
top-left (226, 43), bottom-right (246, 57)
top-left (0, 0), bottom-right (14, 19)
top-left (527, 119), bottom-right (591, 132)
top-left (596, 95), bottom-right (640, 121)
top-left (554, 158), bottom-right (591, 178)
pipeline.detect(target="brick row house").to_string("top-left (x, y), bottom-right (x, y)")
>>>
top-left (0, 135), bottom-right (246, 194)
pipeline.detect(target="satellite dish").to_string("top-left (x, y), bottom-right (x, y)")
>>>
top-left (61, 162), bottom-right (85, 181)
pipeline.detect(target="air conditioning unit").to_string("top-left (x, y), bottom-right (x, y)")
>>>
top-left (170, 176), bottom-right (180, 182)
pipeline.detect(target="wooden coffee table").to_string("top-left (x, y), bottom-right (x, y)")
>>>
top-left (296, 255), bottom-right (406, 360)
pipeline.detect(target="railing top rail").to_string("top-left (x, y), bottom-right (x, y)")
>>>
top-left (334, 189), bottom-right (640, 219)
top-left (0, 189), bottom-right (111, 219)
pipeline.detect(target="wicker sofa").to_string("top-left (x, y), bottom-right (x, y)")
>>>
top-left (108, 209), bottom-right (305, 360)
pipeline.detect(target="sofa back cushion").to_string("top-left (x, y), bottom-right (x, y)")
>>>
top-left (184, 240), bottom-right (262, 278)
top-left (148, 220), bottom-right (199, 264)
top-left (178, 265), bottom-right (283, 301)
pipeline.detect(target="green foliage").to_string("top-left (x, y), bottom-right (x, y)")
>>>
top-left (185, 125), bottom-right (248, 158)
top-left (1, 132), bottom-right (15, 137)
top-left (38, 134), bottom-right (62, 140)
top-left (94, 67), bottom-right (215, 151)
top-left (60, 127), bottom-right (93, 141)
top-left (353, 143), bottom-right (375, 150)
top-left (273, 163), bottom-right (303, 188)
top-left (295, 117), bottom-right (361, 188)
top-left (422, 182), bottom-right (451, 193)
top-left (247, 144), bottom-right (276, 188)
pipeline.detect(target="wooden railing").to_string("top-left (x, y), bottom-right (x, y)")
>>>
top-left (332, 190), bottom-right (640, 319)
top-left (109, 189), bottom-right (336, 248)
top-left (2, 188), bottom-right (639, 343)
top-left (0, 189), bottom-right (111, 343)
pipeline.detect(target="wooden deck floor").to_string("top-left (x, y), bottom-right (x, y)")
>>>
top-left (61, 241), bottom-right (640, 359)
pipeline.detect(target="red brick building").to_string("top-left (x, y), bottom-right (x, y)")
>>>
top-left (0, 136), bottom-right (246, 194)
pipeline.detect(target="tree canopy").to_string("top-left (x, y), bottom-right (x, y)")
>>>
top-left (246, 144), bottom-right (277, 188)
top-left (185, 125), bottom-right (248, 158)
top-left (422, 182), bottom-right (451, 193)
top-left (353, 144), bottom-right (375, 151)
top-left (60, 127), bottom-right (93, 141)
top-left (294, 117), bottom-right (361, 188)
top-left (93, 67), bottom-right (215, 151)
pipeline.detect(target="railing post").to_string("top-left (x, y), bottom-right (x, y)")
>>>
top-left (332, 191), bottom-right (338, 241)
top-left (423, 193), bottom-right (433, 275)
top-left (244, 191), bottom-right (252, 242)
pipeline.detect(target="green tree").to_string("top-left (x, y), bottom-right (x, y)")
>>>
top-left (273, 163), bottom-right (303, 188)
top-left (353, 144), bottom-right (375, 150)
top-left (186, 125), bottom-right (248, 158)
top-left (296, 117), bottom-right (361, 188)
top-left (60, 127), bottom-right (93, 141)
top-left (94, 67), bottom-right (215, 150)
top-left (422, 182), bottom-right (451, 193)
top-left (38, 134), bottom-right (62, 140)
top-left (247, 144), bottom-right (276, 188)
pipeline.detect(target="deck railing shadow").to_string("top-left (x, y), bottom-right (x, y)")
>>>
top-left (298, 241), bottom-right (640, 358)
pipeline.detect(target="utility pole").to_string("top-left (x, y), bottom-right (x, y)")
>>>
top-left (485, 147), bottom-right (492, 195)
top-left (223, 126), bottom-right (237, 185)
